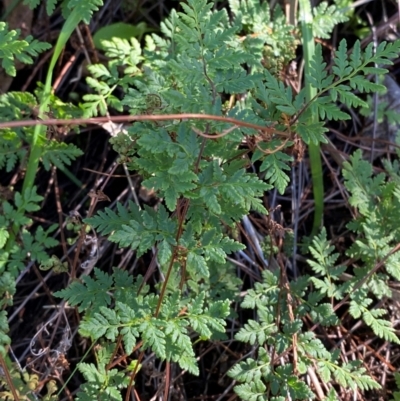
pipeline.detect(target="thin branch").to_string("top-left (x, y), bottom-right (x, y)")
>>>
top-left (0, 113), bottom-right (290, 138)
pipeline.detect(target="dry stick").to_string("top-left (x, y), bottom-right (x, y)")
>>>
top-left (137, 250), bottom-right (159, 294)
top-left (81, 24), bottom-right (99, 64)
top-left (133, 388), bottom-right (142, 401)
top-left (330, 127), bottom-right (400, 153)
top-left (83, 167), bottom-right (137, 178)
top-left (107, 340), bottom-right (144, 370)
top-left (237, 221), bottom-right (265, 272)
top-left (307, 366), bottom-right (325, 400)
top-left (41, 165), bottom-right (57, 209)
top-left (52, 53), bottom-right (79, 92)
top-left (359, 12), bottom-right (400, 50)
top-left (70, 195), bottom-right (97, 280)
top-left (125, 352), bottom-right (145, 401)
top-left (0, 113), bottom-right (290, 139)
top-left (53, 168), bottom-right (71, 265)
top-left (74, 24), bottom-right (95, 67)
top-left (36, 299), bottom-right (67, 375)
top-left (0, 353), bottom-right (19, 401)
top-left (319, 150), bottom-right (356, 223)
top-left (215, 380), bottom-right (237, 401)
top-left (278, 246), bottom-right (298, 374)
top-left (382, 347), bottom-right (391, 386)
top-left (164, 362), bottom-right (171, 401)
top-left (340, 326), bottom-right (397, 372)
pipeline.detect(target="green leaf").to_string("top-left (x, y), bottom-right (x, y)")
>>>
top-left (333, 39), bottom-right (353, 78)
top-left (0, 228), bottom-right (9, 249)
top-left (67, 0), bottom-right (103, 25)
top-left (86, 201), bottom-right (139, 236)
top-left (296, 121), bottom-right (328, 145)
top-left (314, 96), bottom-right (350, 120)
top-left (158, 239), bottom-right (172, 265)
top-left (41, 141), bottom-right (83, 170)
top-left (333, 86), bottom-right (368, 108)
top-left (308, 43), bottom-right (333, 90)
top-left (54, 268), bottom-right (113, 313)
top-left (93, 22), bottom-right (151, 51)
top-left (258, 151), bottom-right (291, 194)
top-left (349, 40), bottom-right (362, 70)
top-left (234, 380), bottom-right (268, 401)
top-left (349, 76), bottom-right (385, 93)
top-left (187, 251), bottom-right (209, 278)
top-left (15, 186), bottom-right (43, 213)
top-left (236, 317), bottom-right (276, 345)
top-left (139, 319), bottom-right (166, 359)
top-left (0, 22), bottom-right (51, 76)
top-left (363, 308), bottom-right (400, 343)
top-left (312, 4), bottom-right (349, 39)
top-left (264, 70), bottom-right (297, 116)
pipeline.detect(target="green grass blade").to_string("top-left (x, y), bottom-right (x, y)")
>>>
top-left (299, 0), bottom-right (324, 236)
top-left (22, 8), bottom-right (85, 196)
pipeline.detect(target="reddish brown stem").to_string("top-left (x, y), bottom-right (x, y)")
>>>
top-left (0, 113), bottom-right (290, 138)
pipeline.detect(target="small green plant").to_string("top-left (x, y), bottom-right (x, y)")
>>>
top-left (228, 148), bottom-right (400, 399)
top-left (227, 268), bottom-right (380, 400)
top-left (1, 0), bottom-right (400, 399)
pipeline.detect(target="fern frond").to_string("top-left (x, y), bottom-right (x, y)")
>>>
top-left (0, 22), bottom-right (51, 76)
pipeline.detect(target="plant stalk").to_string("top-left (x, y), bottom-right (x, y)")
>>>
top-left (299, 0), bottom-right (324, 236)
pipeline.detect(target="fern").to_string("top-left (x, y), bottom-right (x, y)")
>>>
top-left (229, 234), bottom-right (388, 399)
top-left (77, 279), bottom-right (229, 374)
top-left (343, 150), bottom-right (400, 300)
top-left (107, 204), bottom-right (177, 257)
top-left (312, 1), bottom-right (349, 39)
top-left (309, 227), bottom-right (400, 344)
top-left (24, 0), bottom-right (60, 15)
top-left (0, 129), bottom-right (26, 172)
top-left (41, 141), bottom-right (83, 170)
top-left (308, 228), bottom-right (349, 299)
top-left (85, 200), bottom-right (138, 235)
top-left (0, 22), bottom-right (51, 76)
top-left (76, 344), bottom-right (130, 401)
top-left (55, 268), bottom-right (114, 313)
